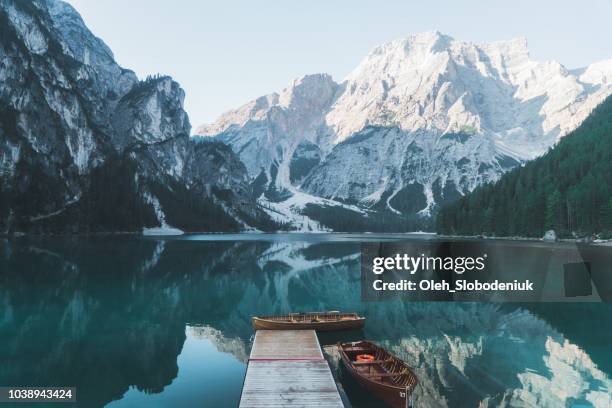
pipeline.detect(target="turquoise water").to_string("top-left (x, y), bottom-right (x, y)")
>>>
top-left (0, 235), bottom-right (611, 407)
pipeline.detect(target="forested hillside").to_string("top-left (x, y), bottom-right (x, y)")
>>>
top-left (437, 95), bottom-right (612, 238)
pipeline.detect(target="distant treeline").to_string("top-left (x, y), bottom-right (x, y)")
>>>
top-left (437, 95), bottom-right (612, 238)
top-left (303, 204), bottom-right (431, 232)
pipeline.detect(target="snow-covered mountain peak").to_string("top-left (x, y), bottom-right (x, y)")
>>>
top-left (327, 32), bottom-right (567, 145)
top-left (348, 32), bottom-right (531, 84)
top-left (195, 73), bottom-right (339, 138)
top-left (197, 31), bottom-right (612, 227)
top-left (326, 32), bottom-right (612, 157)
top-left (195, 93), bottom-right (280, 137)
top-left (577, 59), bottom-right (612, 86)
top-left (363, 31), bottom-right (454, 61)
top-left (278, 73), bottom-right (338, 109)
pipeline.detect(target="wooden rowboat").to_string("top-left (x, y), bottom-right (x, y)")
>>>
top-left (338, 341), bottom-right (418, 408)
top-left (251, 311), bottom-right (365, 331)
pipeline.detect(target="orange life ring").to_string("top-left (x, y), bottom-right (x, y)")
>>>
top-left (356, 354), bottom-right (375, 362)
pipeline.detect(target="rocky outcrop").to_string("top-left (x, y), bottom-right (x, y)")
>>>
top-left (0, 0), bottom-right (272, 233)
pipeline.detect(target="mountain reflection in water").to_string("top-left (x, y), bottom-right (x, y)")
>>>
top-left (0, 235), bottom-right (610, 408)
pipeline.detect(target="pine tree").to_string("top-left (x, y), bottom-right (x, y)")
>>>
top-left (437, 94), bottom-right (612, 238)
top-left (545, 189), bottom-right (562, 231)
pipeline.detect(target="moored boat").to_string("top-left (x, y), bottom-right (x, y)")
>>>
top-left (337, 341), bottom-right (418, 408)
top-left (251, 311), bottom-right (365, 331)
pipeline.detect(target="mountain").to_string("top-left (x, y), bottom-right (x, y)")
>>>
top-left (196, 31), bottom-right (612, 230)
top-left (437, 94), bottom-right (612, 238)
top-left (0, 0), bottom-right (274, 233)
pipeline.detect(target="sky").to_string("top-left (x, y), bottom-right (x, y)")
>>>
top-left (66, 0), bottom-right (612, 128)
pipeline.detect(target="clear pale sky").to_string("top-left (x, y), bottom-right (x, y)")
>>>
top-left (67, 0), bottom-right (612, 128)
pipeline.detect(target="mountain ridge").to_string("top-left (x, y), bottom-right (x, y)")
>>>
top-left (0, 0), bottom-right (275, 233)
top-left (3, 2), bottom-right (611, 233)
top-left (196, 31), bottom-right (612, 230)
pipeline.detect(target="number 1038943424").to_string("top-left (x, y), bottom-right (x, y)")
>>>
top-left (0, 387), bottom-right (76, 403)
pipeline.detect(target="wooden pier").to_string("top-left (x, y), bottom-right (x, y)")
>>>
top-left (239, 330), bottom-right (344, 407)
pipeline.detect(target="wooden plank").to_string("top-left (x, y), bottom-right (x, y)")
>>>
top-left (239, 360), bottom-right (343, 407)
top-left (249, 330), bottom-right (323, 360)
top-left (239, 330), bottom-right (343, 407)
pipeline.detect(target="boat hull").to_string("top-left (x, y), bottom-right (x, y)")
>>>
top-left (338, 341), bottom-right (416, 408)
top-left (345, 367), bottom-right (408, 408)
top-left (252, 317), bottom-right (365, 332)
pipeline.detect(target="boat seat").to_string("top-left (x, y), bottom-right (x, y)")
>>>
top-left (351, 359), bottom-right (392, 365)
top-left (361, 372), bottom-right (405, 378)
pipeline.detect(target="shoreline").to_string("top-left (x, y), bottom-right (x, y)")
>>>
top-left (2, 230), bottom-right (611, 245)
top-left (437, 233), bottom-right (612, 245)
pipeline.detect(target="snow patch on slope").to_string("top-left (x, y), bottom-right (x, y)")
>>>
top-left (142, 192), bottom-right (184, 235)
top-left (258, 190), bottom-right (366, 232)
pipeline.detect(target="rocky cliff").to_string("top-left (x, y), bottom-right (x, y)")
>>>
top-left (0, 0), bottom-right (272, 233)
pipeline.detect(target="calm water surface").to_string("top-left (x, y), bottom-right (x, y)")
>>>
top-left (0, 234), bottom-right (611, 407)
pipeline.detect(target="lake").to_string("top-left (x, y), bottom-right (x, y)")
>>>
top-left (1, 234), bottom-right (611, 407)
